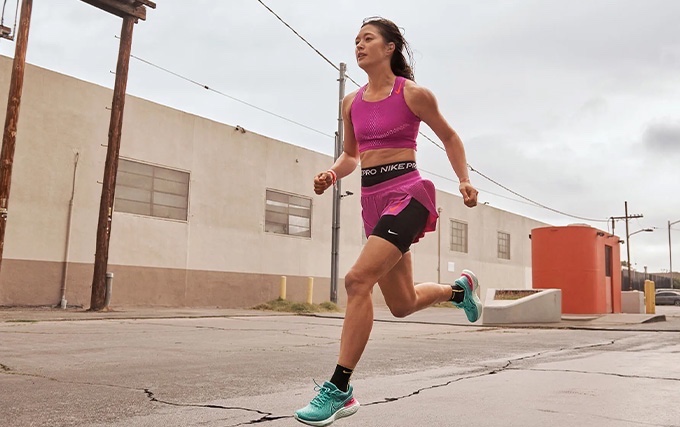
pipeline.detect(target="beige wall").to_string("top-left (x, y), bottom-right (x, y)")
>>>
top-left (0, 55), bottom-right (547, 308)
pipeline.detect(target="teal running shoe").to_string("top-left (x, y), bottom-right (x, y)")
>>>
top-left (294, 381), bottom-right (359, 426)
top-left (452, 269), bottom-right (482, 322)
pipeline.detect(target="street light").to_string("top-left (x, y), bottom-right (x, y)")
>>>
top-left (626, 228), bottom-right (653, 291)
top-left (670, 220), bottom-right (680, 289)
top-left (629, 228), bottom-right (653, 238)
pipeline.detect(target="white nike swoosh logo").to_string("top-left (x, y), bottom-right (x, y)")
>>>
top-left (387, 230), bottom-right (398, 235)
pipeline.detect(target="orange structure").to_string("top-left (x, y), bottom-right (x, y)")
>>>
top-left (532, 225), bottom-right (622, 314)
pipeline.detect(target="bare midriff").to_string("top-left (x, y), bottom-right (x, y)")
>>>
top-left (360, 147), bottom-right (416, 169)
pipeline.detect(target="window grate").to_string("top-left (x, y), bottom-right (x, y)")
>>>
top-left (265, 189), bottom-right (311, 238)
top-left (115, 159), bottom-right (189, 221)
top-left (498, 231), bottom-right (511, 260)
top-left (450, 220), bottom-right (468, 253)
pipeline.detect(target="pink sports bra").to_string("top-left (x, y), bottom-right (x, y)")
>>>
top-left (350, 76), bottom-right (421, 153)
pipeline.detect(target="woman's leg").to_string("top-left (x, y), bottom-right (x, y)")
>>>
top-left (337, 235), bottom-right (403, 369)
top-left (294, 236), bottom-right (403, 425)
top-left (377, 251), bottom-right (453, 318)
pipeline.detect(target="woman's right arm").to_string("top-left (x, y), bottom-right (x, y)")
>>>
top-left (314, 92), bottom-right (360, 195)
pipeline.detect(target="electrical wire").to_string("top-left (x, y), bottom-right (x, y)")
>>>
top-left (254, 0), bottom-right (361, 88)
top-left (468, 164), bottom-right (609, 222)
top-left (418, 168), bottom-right (546, 208)
top-left (129, 53), bottom-right (334, 139)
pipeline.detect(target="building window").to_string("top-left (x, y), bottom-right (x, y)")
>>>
top-left (498, 231), bottom-right (510, 260)
top-left (450, 220), bottom-right (468, 253)
top-left (115, 159), bottom-right (189, 221)
top-left (265, 189), bottom-right (311, 238)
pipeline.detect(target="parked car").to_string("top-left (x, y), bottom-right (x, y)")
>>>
top-left (654, 290), bottom-right (680, 306)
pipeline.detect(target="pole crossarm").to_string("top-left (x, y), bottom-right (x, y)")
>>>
top-left (611, 214), bottom-right (643, 220)
top-left (80, 0), bottom-right (156, 21)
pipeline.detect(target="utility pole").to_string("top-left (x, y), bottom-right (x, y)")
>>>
top-left (81, 0), bottom-right (156, 311)
top-left (330, 62), bottom-right (346, 304)
top-left (437, 207), bottom-right (442, 284)
top-left (625, 201), bottom-right (631, 290)
top-left (90, 15), bottom-right (134, 311)
top-left (0, 0), bottom-right (32, 273)
top-left (611, 202), bottom-right (643, 291)
top-left (670, 219), bottom-right (680, 289)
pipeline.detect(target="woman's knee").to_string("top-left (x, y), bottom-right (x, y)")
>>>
top-left (387, 302), bottom-right (413, 318)
top-left (344, 270), bottom-right (373, 297)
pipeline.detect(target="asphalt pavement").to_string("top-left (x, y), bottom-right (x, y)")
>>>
top-left (1, 305), bottom-right (679, 427)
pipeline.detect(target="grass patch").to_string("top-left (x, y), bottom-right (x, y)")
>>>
top-left (494, 290), bottom-right (540, 300)
top-left (6, 319), bottom-right (38, 323)
top-left (252, 298), bottom-right (341, 314)
top-left (433, 301), bottom-right (456, 308)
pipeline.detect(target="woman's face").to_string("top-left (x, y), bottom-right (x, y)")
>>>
top-left (355, 24), bottom-right (394, 70)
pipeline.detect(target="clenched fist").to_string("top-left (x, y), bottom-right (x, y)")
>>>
top-left (459, 182), bottom-right (478, 207)
top-left (314, 171), bottom-right (334, 195)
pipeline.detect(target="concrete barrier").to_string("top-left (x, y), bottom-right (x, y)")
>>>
top-left (482, 288), bottom-right (562, 325)
top-left (621, 291), bottom-right (644, 313)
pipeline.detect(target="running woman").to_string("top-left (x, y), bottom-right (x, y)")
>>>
top-left (294, 17), bottom-right (482, 426)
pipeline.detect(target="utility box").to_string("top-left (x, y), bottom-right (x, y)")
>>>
top-left (531, 225), bottom-right (622, 314)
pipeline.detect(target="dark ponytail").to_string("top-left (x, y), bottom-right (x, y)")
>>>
top-left (362, 17), bottom-right (415, 81)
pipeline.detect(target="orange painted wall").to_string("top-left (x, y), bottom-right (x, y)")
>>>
top-left (532, 225), bottom-right (622, 314)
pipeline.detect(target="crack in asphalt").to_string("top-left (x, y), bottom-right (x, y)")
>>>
top-left (536, 407), bottom-right (676, 427)
top-left (363, 369), bottom-right (495, 407)
top-left (511, 367), bottom-right (680, 382)
top-left (1, 370), bottom-right (293, 426)
top-left (0, 366), bottom-right (151, 395)
top-left (364, 339), bottom-right (618, 406)
top-left (144, 389), bottom-right (293, 426)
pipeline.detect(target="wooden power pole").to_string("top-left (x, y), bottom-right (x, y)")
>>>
top-left (80, 0), bottom-right (156, 311)
top-left (0, 0), bottom-right (32, 273)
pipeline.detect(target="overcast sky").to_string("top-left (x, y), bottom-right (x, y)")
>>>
top-left (1, 0), bottom-right (679, 272)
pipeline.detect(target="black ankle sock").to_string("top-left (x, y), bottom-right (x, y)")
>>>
top-left (330, 364), bottom-right (353, 392)
top-left (450, 284), bottom-right (465, 303)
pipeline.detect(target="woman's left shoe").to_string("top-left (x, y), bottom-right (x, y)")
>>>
top-left (452, 269), bottom-right (483, 322)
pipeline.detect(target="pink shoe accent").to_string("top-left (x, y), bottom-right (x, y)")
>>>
top-left (461, 273), bottom-right (474, 291)
top-left (344, 398), bottom-right (357, 408)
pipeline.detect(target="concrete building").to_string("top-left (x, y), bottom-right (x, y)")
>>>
top-left (0, 55), bottom-right (548, 309)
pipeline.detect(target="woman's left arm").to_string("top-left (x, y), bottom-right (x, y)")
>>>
top-left (405, 84), bottom-right (478, 207)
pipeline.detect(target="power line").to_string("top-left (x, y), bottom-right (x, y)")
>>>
top-left (418, 131), bottom-right (447, 152)
top-left (254, 0), bottom-right (361, 88)
top-left (468, 164), bottom-right (609, 223)
top-left (129, 53), bottom-right (334, 139)
top-left (418, 168), bottom-right (548, 208)
top-left (416, 130), bottom-right (608, 222)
